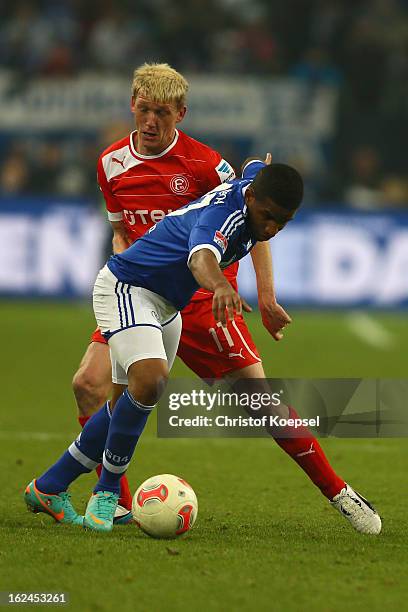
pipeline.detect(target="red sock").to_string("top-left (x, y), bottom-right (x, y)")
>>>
top-left (272, 407), bottom-right (345, 500)
top-left (116, 473), bottom-right (133, 511)
top-left (77, 415), bottom-right (133, 511)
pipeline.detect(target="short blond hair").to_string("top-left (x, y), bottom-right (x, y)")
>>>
top-left (131, 63), bottom-right (189, 108)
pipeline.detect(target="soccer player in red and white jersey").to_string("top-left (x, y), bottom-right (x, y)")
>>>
top-left (72, 63), bottom-right (377, 534)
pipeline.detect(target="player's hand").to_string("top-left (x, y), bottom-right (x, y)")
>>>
top-left (212, 281), bottom-right (242, 327)
top-left (241, 152), bottom-right (272, 173)
top-left (241, 297), bottom-right (252, 313)
top-left (113, 234), bottom-right (132, 254)
top-left (259, 299), bottom-right (292, 341)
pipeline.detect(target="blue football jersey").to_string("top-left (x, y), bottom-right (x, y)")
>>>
top-left (107, 160), bottom-right (265, 310)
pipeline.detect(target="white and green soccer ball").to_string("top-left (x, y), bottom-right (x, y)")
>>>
top-left (132, 474), bottom-right (198, 539)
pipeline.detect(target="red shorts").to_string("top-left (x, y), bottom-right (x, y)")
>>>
top-left (90, 290), bottom-right (261, 379)
top-left (177, 297), bottom-right (261, 379)
top-left (91, 327), bottom-right (108, 344)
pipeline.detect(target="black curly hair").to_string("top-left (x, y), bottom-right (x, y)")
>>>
top-left (252, 163), bottom-right (304, 211)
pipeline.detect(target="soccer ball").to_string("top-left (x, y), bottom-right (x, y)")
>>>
top-left (132, 474), bottom-right (198, 539)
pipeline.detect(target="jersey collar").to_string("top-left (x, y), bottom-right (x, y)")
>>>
top-left (129, 129), bottom-right (179, 159)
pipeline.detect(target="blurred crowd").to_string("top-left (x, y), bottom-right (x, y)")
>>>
top-left (1, 0), bottom-right (408, 208)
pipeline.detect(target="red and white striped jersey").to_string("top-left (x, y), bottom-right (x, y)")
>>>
top-left (97, 128), bottom-right (238, 286)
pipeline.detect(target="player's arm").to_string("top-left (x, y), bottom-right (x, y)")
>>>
top-left (110, 220), bottom-right (132, 254)
top-left (97, 155), bottom-right (131, 254)
top-left (242, 152), bottom-right (291, 340)
top-left (241, 152), bottom-right (272, 178)
top-left (188, 249), bottom-right (241, 326)
top-left (250, 242), bottom-right (291, 341)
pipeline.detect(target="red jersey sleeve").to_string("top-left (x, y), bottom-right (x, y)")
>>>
top-left (200, 148), bottom-right (236, 193)
top-left (97, 155), bottom-right (123, 221)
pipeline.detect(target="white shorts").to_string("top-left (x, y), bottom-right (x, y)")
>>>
top-left (93, 265), bottom-right (182, 384)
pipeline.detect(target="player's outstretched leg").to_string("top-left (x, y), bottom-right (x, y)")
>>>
top-left (271, 408), bottom-right (382, 534)
top-left (233, 373), bottom-right (382, 534)
top-left (24, 480), bottom-right (84, 526)
top-left (25, 403), bottom-right (112, 527)
top-left (331, 483), bottom-right (381, 534)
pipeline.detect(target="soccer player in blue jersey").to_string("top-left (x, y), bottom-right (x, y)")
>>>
top-left (24, 158), bottom-right (299, 525)
top-left (25, 156), bottom-right (381, 535)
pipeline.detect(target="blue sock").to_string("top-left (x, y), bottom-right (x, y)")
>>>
top-left (94, 390), bottom-right (153, 495)
top-left (37, 403), bottom-right (111, 494)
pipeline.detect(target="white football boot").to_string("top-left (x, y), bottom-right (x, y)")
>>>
top-left (113, 504), bottom-right (134, 525)
top-left (331, 484), bottom-right (382, 534)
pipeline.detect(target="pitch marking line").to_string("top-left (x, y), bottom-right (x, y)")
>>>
top-left (0, 432), bottom-right (278, 448)
top-left (0, 432), bottom-right (395, 451)
top-left (345, 312), bottom-right (394, 349)
top-left (0, 431), bottom-right (77, 441)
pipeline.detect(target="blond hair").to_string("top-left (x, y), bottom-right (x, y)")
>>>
top-left (131, 63), bottom-right (189, 108)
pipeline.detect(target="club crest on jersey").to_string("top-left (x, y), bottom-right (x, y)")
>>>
top-left (170, 175), bottom-right (189, 194)
top-left (214, 230), bottom-right (228, 253)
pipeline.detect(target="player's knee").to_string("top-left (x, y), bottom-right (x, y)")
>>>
top-left (72, 369), bottom-right (109, 416)
top-left (128, 374), bottom-right (168, 406)
top-left (127, 362), bottom-right (169, 406)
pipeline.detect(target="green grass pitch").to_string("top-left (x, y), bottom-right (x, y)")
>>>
top-left (1, 301), bottom-right (407, 611)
